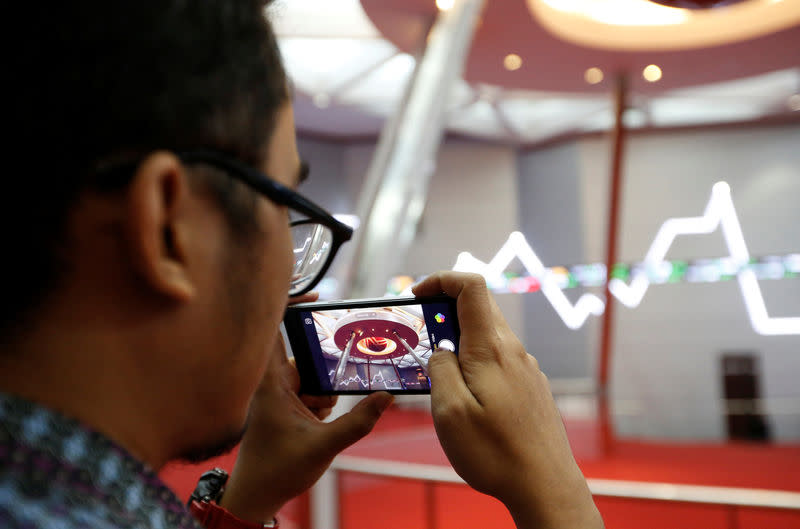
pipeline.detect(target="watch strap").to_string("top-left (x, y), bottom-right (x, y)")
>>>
top-left (190, 499), bottom-right (278, 529)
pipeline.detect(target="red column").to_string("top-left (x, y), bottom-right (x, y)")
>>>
top-left (598, 74), bottom-right (628, 455)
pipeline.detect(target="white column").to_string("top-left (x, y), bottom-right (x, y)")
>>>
top-left (393, 331), bottom-right (429, 377)
top-left (342, 0), bottom-right (486, 297)
top-left (332, 332), bottom-right (356, 390)
top-left (310, 468), bottom-right (338, 529)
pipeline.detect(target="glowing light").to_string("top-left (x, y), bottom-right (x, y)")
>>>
top-left (389, 256), bottom-right (793, 295)
top-left (454, 232), bottom-right (605, 330)
top-left (436, 0), bottom-right (455, 11)
top-left (387, 275), bottom-right (415, 296)
top-left (356, 337), bottom-right (397, 356)
top-left (539, 0), bottom-right (689, 26)
top-left (454, 182), bottom-right (800, 336)
top-left (608, 181), bottom-right (799, 336)
top-left (437, 339), bottom-right (456, 352)
top-left (643, 64), bottom-right (663, 82)
top-left (584, 67), bottom-right (604, 85)
top-left (789, 94), bottom-right (800, 111)
top-left (503, 53), bottom-right (523, 71)
top-left (787, 254), bottom-right (800, 274)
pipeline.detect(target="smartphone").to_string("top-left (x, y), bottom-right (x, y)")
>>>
top-left (283, 295), bottom-right (459, 394)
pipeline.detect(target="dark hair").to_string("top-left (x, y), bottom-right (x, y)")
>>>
top-left (3, 1), bottom-right (288, 338)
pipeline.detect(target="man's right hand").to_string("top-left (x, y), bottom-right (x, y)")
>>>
top-left (412, 272), bottom-right (604, 529)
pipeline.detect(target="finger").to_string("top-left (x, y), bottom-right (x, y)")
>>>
top-left (412, 272), bottom-right (493, 334)
top-left (300, 394), bottom-right (336, 408)
top-left (428, 348), bottom-right (478, 411)
top-left (314, 395), bottom-right (339, 420)
top-left (259, 334), bottom-right (287, 381)
top-left (289, 291), bottom-right (319, 305)
top-left (300, 394), bottom-right (337, 412)
top-left (319, 392), bottom-right (393, 455)
top-left (309, 406), bottom-right (334, 421)
top-left (413, 272), bottom-right (500, 357)
top-left (263, 335), bottom-right (298, 392)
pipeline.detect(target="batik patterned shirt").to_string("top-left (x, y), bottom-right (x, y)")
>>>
top-left (0, 392), bottom-right (203, 528)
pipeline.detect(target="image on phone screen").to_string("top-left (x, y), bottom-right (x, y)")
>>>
top-left (287, 298), bottom-right (459, 393)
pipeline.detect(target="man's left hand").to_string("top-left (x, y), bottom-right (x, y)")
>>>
top-left (219, 294), bottom-right (393, 523)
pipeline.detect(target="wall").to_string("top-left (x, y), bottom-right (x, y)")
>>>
top-left (299, 124), bottom-right (800, 440)
top-left (517, 141), bottom-right (602, 379)
top-left (518, 123), bottom-right (800, 440)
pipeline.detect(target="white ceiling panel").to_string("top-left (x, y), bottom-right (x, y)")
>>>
top-left (649, 98), bottom-right (768, 127)
top-left (270, 0), bottom-right (380, 38)
top-left (338, 52), bottom-right (416, 111)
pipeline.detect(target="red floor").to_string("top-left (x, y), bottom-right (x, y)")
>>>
top-left (161, 407), bottom-right (800, 529)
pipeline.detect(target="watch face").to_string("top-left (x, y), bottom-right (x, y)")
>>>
top-left (189, 468), bottom-right (229, 505)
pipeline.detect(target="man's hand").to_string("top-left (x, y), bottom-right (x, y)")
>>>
top-left (219, 293), bottom-right (394, 523)
top-left (413, 272), bottom-right (603, 529)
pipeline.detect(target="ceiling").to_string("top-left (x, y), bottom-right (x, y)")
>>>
top-left (271, 0), bottom-right (800, 144)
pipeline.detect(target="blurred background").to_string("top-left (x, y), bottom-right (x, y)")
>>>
top-left (163, 1), bottom-right (800, 527)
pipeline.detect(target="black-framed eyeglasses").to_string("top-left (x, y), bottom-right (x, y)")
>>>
top-left (178, 150), bottom-right (353, 297)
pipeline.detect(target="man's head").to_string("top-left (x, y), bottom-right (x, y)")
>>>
top-left (3, 1), bottom-right (301, 466)
top-left (6, 0), bottom-right (289, 335)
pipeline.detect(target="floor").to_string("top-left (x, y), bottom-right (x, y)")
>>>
top-left (161, 407), bottom-right (800, 529)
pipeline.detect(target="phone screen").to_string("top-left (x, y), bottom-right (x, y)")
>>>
top-left (284, 296), bottom-right (459, 394)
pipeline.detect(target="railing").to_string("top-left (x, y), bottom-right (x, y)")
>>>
top-left (310, 455), bottom-right (800, 529)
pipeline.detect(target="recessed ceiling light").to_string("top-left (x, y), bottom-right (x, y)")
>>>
top-left (584, 67), bottom-right (604, 84)
top-left (504, 53), bottom-right (523, 71)
top-left (643, 64), bottom-right (662, 82)
top-left (788, 94), bottom-right (800, 111)
top-left (436, 0), bottom-right (455, 11)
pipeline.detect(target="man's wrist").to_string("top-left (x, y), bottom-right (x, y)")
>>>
top-left (508, 501), bottom-right (604, 529)
top-left (504, 477), bottom-right (604, 529)
top-left (190, 499), bottom-right (278, 529)
top-left (189, 468), bottom-right (279, 529)
top-left (216, 479), bottom-right (281, 526)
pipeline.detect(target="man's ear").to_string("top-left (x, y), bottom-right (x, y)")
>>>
top-left (125, 151), bottom-right (196, 302)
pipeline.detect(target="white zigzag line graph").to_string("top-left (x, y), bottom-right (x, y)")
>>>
top-left (453, 182), bottom-right (799, 336)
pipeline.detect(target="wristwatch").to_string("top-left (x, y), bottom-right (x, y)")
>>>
top-left (188, 468), bottom-right (278, 529)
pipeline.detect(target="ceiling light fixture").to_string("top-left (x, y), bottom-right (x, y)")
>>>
top-left (584, 67), bottom-right (604, 84)
top-left (540, 0), bottom-right (688, 26)
top-left (503, 53), bottom-right (523, 71)
top-left (643, 64), bottom-right (663, 82)
top-left (436, 0), bottom-right (455, 11)
top-left (647, 0), bottom-right (748, 8)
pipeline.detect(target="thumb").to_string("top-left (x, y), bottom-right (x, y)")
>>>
top-left (428, 348), bottom-right (476, 415)
top-left (321, 392), bottom-right (394, 455)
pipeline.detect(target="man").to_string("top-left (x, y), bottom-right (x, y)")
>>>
top-left (1, 2), bottom-right (602, 528)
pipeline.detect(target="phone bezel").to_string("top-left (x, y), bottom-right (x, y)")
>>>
top-left (284, 295), bottom-right (459, 395)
